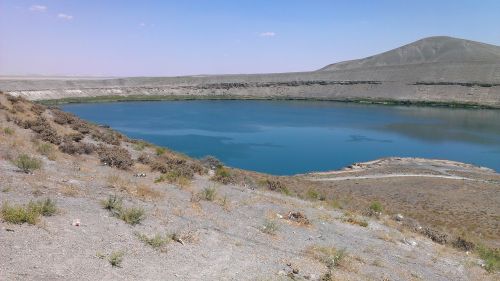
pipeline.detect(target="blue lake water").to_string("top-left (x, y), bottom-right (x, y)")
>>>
top-left (62, 100), bottom-right (500, 175)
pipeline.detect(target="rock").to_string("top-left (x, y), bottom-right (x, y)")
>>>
top-left (394, 214), bottom-right (404, 221)
top-left (277, 270), bottom-right (286, 276)
top-left (403, 238), bottom-right (417, 247)
top-left (292, 268), bottom-right (299, 274)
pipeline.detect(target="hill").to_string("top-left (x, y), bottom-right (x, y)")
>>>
top-left (319, 36), bottom-right (500, 71)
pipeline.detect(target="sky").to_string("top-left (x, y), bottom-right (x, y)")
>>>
top-left (1, 0), bottom-right (499, 77)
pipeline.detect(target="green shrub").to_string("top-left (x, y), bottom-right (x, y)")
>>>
top-left (155, 147), bottom-right (166, 156)
top-left (369, 201), bottom-right (383, 213)
top-left (119, 207), bottom-right (145, 225)
top-left (101, 195), bottom-right (123, 213)
top-left (37, 143), bottom-right (56, 160)
top-left (136, 232), bottom-right (170, 249)
top-left (211, 166), bottom-right (233, 184)
top-left (306, 188), bottom-right (320, 200)
top-left (14, 154), bottom-right (42, 173)
top-left (108, 251), bottom-right (124, 267)
top-left (201, 186), bottom-right (217, 201)
top-left (261, 219), bottom-right (279, 235)
top-left (29, 198), bottom-right (57, 216)
top-left (101, 195), bottom-right (145, 225)
top-left (1, 198), bottom-right (57, 224)
top-left (154, 170), bottom-right (191, 187)
top-left (1, 203), bottom-right (39, 224)
top-left (133, 141), bottom-right (148, 151)
top-left (478, 245), bottom-right (500, 272)
top-left (3, 127), bottom-right (14, 135)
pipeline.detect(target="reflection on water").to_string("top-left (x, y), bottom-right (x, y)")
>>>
top-left (63, 100), bottom-right (500, 175)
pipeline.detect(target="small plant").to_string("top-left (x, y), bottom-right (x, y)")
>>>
top-left (264, 179), bottom-right (291, 195)
top-left (108, 251), bottom-right (124, 267)
top-left (306, 188), bottom-right (320, 200)
top-left (1, 198), bottom-right (57, 224)
top-left (97, 145), bottom-right (133, 169)
top-left (14, 154), bottom-right (42, 173)
top-left (136, 232), bottom-right (170, 250)
top-left (133, 141), bottom-right (148, 151)
top-left (37, 143), bottom-right (56, 160)
top-left (1, 202), bottom-right (39, 224)
top-left (101, 195), bottom-right (123, 213)
top-left (3, 127), bottom-right (14, 135)
top-left (119, 207), bottom-right (145, 225)
top-left (155, 147), bottom-right (166, 156)
top-left (477, 245), bottom-right (500, 272)
top-left (29, 198), bottom-right (57, 216)
top-left (201, 186), bottom-right (217, 201)
top-left (307, 246), bottom-right (348, 279)
top-left (369, 201), bottom-right (383, 213)
top-left (200, 155), bottom-right (223, 169)
top-left (101, 195), bottom-right (145, 225)
top-left (154, 170), bottom-right (191, 187)
top-left (261, 219), bottom-right (279, 235)
top-left (342, 212), bottom-right (368, 227)
top-left (211, 166), bottom-right (233, 184)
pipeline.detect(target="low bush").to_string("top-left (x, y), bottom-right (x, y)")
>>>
top-left (477, 245), bottom-right (500, 272)
top-left (201, 186), bottom-right (217, 201)
top-left (306, 188), bottom-right (321, 200)
top-left (1, 198), bottom-right (57, 224)
top-left (101, 195), bottom-right (145, 225)
top-left (136, 232), bottom-right (171, 250)
top-left (155, 147), bottom-right (166, 156)
top-left (200, 155), bottom-right (223, 169)
top-left (108, 251), bottom-right (124, 267)
top-left (92, 130), bottom-right (121, 146)
top-left (97, 145), bottom-right (133, 169)
top-left (14, 154), bottom-right (42, 173)
top-left (154, 170), bottom-right (191, 187)
top-left (307, 245), bottom-right (347, 279)
top-left (70, 120), bottom-right (91, 134)
top-left (342, 212), bottom-right (368, 227)
top-left (59, 141), bottom-right (96, 155)
top-left (20, 117), bottom-right (62, 145)
top-left (133, 141), bottom-right (148, 151)
top-left (37, 142), bottom-right (56, 160)
top-left (51, 109), bottom-right (77, 125)
top-left (261, 219), bottom-right (279, 235)
top-left (119, 207), bottom-right (145, 225)
top-left (65, 132), bottom-right (85, 142)
top-left (3, 127), bottom-right (14, 135)
top-left (30, 103), bottom-right (46, 115)
top-left (211, 166), bottom-right (234, 184)
top-left (369, 201), bottom-right (383, 213)
top-left (264, 179), bottom-right (290, 195)
top-left (1, 203), bottom-right (39, 224)
top-left (101, 195), bottom-right (123, 214)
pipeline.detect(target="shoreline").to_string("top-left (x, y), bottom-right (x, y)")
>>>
top-left (37, 94), bottom-right (499, 109)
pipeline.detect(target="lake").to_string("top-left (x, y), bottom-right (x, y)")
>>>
top-left (62, 100), bottom-right (500, 175)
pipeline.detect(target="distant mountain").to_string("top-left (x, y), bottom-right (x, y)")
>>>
top-left (319, 36), bottom-right (500, 71)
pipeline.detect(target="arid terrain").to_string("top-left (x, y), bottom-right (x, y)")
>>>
top-left (0, 91), bottom-right (499, 280)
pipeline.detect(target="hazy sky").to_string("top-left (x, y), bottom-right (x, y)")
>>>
top-left (1, 0), bottom-right (499, 77)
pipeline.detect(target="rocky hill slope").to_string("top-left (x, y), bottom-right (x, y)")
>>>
top-left (1, 36), bottom-right (499, 108)
top-left (319, 36), bottom-right (500, 71)
top-left (0, 93), bottom-right (499, 280)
